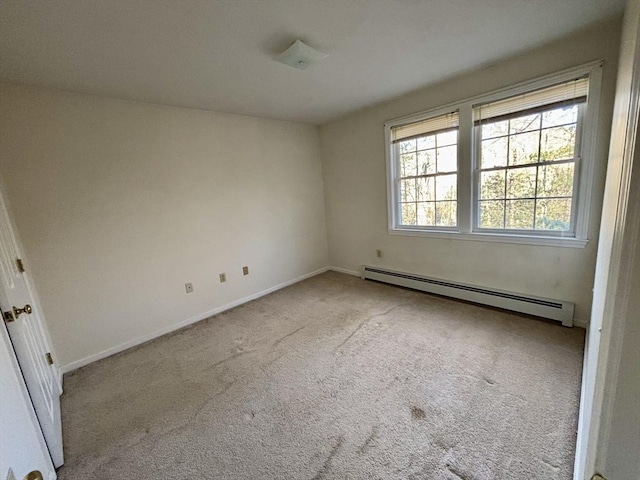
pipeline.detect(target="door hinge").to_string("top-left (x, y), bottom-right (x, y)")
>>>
top-left (16, 258), bottom-right (25, 273)
top-left (3, 310), bottom-right (15, 323)
top-left (45, 352), bottom-right (54, 365)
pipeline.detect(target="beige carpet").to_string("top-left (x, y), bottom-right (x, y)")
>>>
top-left (58, 272), bottom-right (585, 479)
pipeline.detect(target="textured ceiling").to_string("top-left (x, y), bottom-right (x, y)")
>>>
top-left (0, 0), bottom-right (626, 124)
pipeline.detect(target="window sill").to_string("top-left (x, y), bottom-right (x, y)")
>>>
top-left (388, 228), bottom-right (588, 248)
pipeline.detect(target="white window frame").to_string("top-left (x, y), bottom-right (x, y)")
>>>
top-left (385, 61), bottom-right (603, 248)
top-left (391, 108), bottom-right (460, 232)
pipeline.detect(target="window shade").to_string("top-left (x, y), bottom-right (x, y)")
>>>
top-left (474, 77), bottom-right (589, 123)
top-left (391, 111), bottom-right (459, 143)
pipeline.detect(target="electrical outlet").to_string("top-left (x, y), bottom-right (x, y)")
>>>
top-left (185, 283), bottom-right (193, 293)
top-left (376, 249), bottom-right (382, 258)
top-left (243, 266), bottom-right (249, 276)
top-left (219, 273), bottom-right (226, 283)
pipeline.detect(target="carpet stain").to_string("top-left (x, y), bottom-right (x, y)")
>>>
top-left (311, 435), bottom-right (344, 479)
top-left (333, 317), bottom-right (369, 352)
top-left (411, 406), bottom-right (426, 420)
top-left (357, 426), bottom-right (379, 455)
top-left (272, 325), bottom-right (306, 348)
top-left (540, 458), bottom-right (560, 470)
top-left (446, 462), bottom-right (472, 480)
top-left (334, 304), bottom-right (403, 352)
top-left (193, 381), bottom-right (235, 419)
top-left (206, 349), bottom-right (254, 370)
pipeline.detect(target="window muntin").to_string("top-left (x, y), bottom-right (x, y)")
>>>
top-left (476, 103), bottom-right (582, 233)
top-left (393, 112), bottom-right (459, 228)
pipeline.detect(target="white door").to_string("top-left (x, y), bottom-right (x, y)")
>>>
top-left (0, 190), bottom-right (63, 467)
top-left (1, 321), bottom-right (56, 480)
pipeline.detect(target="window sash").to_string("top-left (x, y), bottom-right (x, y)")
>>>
top-left (394, 117), bottom-right (459, 228)
top-left (472, 103), bottom-right (585, 235)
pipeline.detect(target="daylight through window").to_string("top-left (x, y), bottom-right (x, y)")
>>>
top-left (392, 112), bottom-right (459, 227)
top-left (475, 78), bottom-right (588, 232)
top-left (385, 64), bottom-right (600, 246)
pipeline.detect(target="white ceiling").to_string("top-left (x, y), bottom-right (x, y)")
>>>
top-left (0, 0), bottom-right (625, 124)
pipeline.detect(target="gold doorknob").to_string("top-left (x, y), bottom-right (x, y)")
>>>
top-left (13, 304), bottom-right (32, 319)
top-left (24, 471), bottom-right (44, 480)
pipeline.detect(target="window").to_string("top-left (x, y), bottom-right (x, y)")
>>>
top-left (393, 112), bottom-right (459, 228)
top-left (385, 63), bottom-right (601, 247)
top-left (475, 78), bottom-right (587, 233)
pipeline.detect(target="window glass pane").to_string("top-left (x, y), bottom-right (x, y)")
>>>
top-left (417, 202), bottom-right (435, 225)
top-left (435, 201), bottom-right (456, 226)
top-left (400, 153), bottom-right (417, 177)
top-left (540, 125), bottom-right (576, 161)
top-left (399, 139), bottom-right (416, 154)
top-left (417, 135), bottom-right (436, 150)
top-left (401, 202), bottom-right (417, 225)
top-left (437, 145), bottom-right (457, 173)
top-left (538, 163), bottom-right (575, 198)
top-left (505, 199), bottom-right (535, 229)
top-left (436, 130), bottom-right (457, 147)
top-left (481, 136), bottom-right (508, 168)
top-left (509, 131), bottom-right (540, 165)
top-left (400, 179), bottom-right (416, 202)
top-left (480, 200), bottom-right (505, 228)
top-left (535, 198), bottom-right (572, 230)
top-left (481, 170), bottom-right (506, 199)
top-left (436, 174), bottom-right (457, 201)
top-left (481, 120), bottom-right (509, 139)
top-left (506, 166), bottom-right (536, 199)
top-left (416, 177), bottom-right (435, 201)
top-left (542, 105), bottom-right (578, 128)
top-left (417, 150), bottom-right (436, 175)
top-left (509, 113), bottom-right (541, 134)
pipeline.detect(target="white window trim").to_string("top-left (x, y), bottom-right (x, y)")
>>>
top-left (385, 61), bottom-right (603, 248)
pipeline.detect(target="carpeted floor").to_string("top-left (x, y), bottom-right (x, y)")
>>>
top-left (58, 272), bottom-right (585, 479)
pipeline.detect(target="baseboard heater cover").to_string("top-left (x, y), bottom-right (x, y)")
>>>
top-left (362, 266), bottom-right (574, 327)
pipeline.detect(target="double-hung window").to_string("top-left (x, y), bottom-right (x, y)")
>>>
top-left (386, 63), bottom-right (601, 247)
top-left (393, 111), bottom-right (459, 228)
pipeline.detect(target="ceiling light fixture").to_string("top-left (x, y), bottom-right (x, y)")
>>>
top-left (274, 40), bottom-right (328, 70)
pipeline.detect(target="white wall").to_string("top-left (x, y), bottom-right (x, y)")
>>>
top-left (320, 18), bottom-right (622, 325)
top-left (0, 84), bottom-right (329, 368)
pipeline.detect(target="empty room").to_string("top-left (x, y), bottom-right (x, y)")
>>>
top-left (1, 1), bottom-right (638, 480)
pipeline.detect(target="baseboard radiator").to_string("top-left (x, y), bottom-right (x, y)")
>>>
top-left (361, 266), bottom-right (574, 327)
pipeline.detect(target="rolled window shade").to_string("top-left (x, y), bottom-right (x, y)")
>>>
top-left (474, 77), bottom-right (589, 123)
top-left (391, 111), bottom-right (459, 143)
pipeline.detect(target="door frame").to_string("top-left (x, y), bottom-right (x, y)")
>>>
top-left (1, 319), bottom-right (56, 480)
top-left (574, 0), bottom-right (640, 478)
top-left (0, 183), bottom-right (64, 466)
top-left (0, 186), bottom-right (62, 393)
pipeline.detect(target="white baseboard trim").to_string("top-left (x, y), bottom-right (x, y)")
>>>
top-left (56, 366), bottom-right (63, 393)
top-left (329, 266), bottom-right (361, 277)
top-left (61, 266), bottom-right (330, 373)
